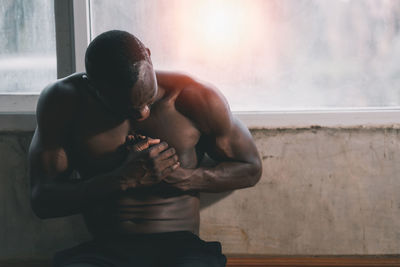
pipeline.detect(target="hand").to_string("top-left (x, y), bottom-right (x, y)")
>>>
top-left (124, 134), bottom-right (159, 152)
top-left (123, 134), bottom-right (155, 152)
top-left (115, 135), bottom-right (180, 190)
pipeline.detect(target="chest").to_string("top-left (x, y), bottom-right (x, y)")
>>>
top-left (133, 99), bottom-right (201, 167)
top-left (71, 98), bottom-right (201, 177)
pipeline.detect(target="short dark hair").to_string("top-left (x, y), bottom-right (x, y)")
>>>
top-left (85, 30), bottom-right (150, 91)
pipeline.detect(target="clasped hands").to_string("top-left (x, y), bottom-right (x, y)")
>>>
top-left (114, 134), bottom-right (192, 191)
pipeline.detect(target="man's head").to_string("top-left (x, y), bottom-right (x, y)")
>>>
top-left (85, 30), bottom-right (157, 121)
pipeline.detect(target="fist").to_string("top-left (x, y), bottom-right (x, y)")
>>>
top-left (117, 134), bottom-right (180, 190)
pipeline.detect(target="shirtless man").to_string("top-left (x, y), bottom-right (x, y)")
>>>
top-left (28, 30), bottom-right (262, 267)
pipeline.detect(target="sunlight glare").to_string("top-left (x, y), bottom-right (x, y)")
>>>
top-left (178, 0), bottom-right (264, 60)
top-left (198, 1), bottom-right (243, 46)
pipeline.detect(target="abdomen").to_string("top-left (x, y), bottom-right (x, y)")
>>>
top-left (83, 190), bottom-right (200, 236)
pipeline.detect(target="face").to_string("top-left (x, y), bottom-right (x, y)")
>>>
top-left (95, 60), bottom-right (158, 122)
top-left (127, 61), bottom-right (158, 121)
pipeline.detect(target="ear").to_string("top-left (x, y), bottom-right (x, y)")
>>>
top-left (146, 48), bottom-right (151, 57)
top-left (86, 77), bottom-right (101, 98)
top-left (91, 86), bottom-right (101, 98)
top-left (95, 89), bottom-right (101, 98)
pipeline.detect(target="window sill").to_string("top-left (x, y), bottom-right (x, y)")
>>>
top-left (2, 109), bottom-right (400, 132)
top-left (2, 94), bottom-right (400, 131)
top-left (236, 108), bottom-right (400, 129)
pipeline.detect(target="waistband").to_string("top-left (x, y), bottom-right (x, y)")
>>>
top-left (94, 230), bottom-right (198, 242)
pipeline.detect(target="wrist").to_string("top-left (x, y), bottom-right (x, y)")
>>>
top-left (188, 167), bottom-right (208, 191)
top-left (169, 167), bottom-right (205, 192)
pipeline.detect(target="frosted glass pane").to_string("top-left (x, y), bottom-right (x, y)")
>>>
top-left (90, 0), bottom-right (400, 111)
top-left (0, 0), bottom-right (56, 93)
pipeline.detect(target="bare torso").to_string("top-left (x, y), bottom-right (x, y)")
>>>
top-left (68, 73), bottom-right (203, 236)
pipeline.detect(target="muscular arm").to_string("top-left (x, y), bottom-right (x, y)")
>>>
top-left (165, 80), bottom-right (262, 193)
top-left (29, 83), bottom-right (123, 219)
top-left (30, 81), bottom-right (179, 219)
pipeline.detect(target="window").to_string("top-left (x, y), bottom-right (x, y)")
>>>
top-left (2, 0), bottom-right (400, 130)
top-left (89, 0), bottom-right (400, 112)
top-left (0, 0), bottom-right (56, 93)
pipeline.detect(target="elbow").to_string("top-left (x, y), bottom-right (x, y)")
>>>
top-left (30, 186), bottom-right (52, 219)
top-left (248, 159), bottom-right (262, 187)
top-left (31, 199), bottom-right (47, 219)
top-left (31, 201), bottom-right (49, 219)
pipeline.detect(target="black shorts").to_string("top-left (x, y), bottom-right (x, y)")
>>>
top-left (53, 231), bottom-right (226, 267)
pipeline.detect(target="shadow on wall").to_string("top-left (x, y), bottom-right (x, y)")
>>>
top-left (200, 191), bottom-right (233, 210)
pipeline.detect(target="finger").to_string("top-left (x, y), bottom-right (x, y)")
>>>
top-left (158, 155), bottom-right (179, 173)
top-left (126, 135), bottom-right (134, 142)
top-left (171, 161), bottom-right (180, 170)
top-left (134, 138), bottom-right (153, 151)
top-left (161, 162), bottom-right (180, 177)
top-left (147, 137), bottom-right (160, 146)
top-left (126, 134), bottom-right (151, 143)
top-left (124, 135), bottom-right (135, 151)
top-left (157, 147), bottom-right (176, 160)
top-left (148, 141), bottom-right (169, 157)
top-left (125, 135), bottom-right (135, 145)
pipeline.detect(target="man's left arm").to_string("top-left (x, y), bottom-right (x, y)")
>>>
top-left (164, 82), bottom-right (262, 193)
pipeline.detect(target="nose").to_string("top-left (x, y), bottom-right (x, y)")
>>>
top-left (136, 105), bottom-right (150, 121)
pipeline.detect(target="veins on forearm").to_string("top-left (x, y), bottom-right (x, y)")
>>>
top-left (186, 161), bottom-right (258, 193)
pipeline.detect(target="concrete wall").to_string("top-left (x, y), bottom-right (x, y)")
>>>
top-left (0, 128), bottom-right (399, 259)
top-left (200, 128), bottom-right (400, 255)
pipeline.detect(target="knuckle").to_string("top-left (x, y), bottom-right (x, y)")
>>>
top-left (165, 158), bottom-right (173, 166)
top-left (149, 149), bottom-right (157, 158)
top-left (160, 142), bottom-right (168, 149)
top-left (164, 150), bottom-right (173, 158)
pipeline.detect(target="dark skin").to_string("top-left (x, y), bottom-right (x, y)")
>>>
top-left (28, 57), bottom-right (262, 236)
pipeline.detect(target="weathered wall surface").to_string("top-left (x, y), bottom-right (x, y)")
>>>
top-left (200, 128), bottom-right (400, 255)
top-left (0, 128), bottom-right (399, 259)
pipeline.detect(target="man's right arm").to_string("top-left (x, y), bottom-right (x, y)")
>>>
top-left (28, 82), bottom-right (123, 218)
top-left (29, 82), bottom-right (179, 219)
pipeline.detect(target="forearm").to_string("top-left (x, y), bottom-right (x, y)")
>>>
top-left (177, 161), bottom-right (262, 193)
top-left (31, 171), bottom-right (121, 219)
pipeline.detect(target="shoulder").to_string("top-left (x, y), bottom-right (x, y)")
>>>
top-left (155, 70), bottom-right (197, 92)
top-left (168, 73), bottom-right (232, 135)
top-left (36, 73), bottom-right (84, 133)
top-left (38, 73), bottom-right (83, 104)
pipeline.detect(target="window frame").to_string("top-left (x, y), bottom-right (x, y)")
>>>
top-left (1, 0), bottom-right (400, 131)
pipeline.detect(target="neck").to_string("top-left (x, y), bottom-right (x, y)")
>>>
top-left (153, 85), bottom-right (166, 104)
